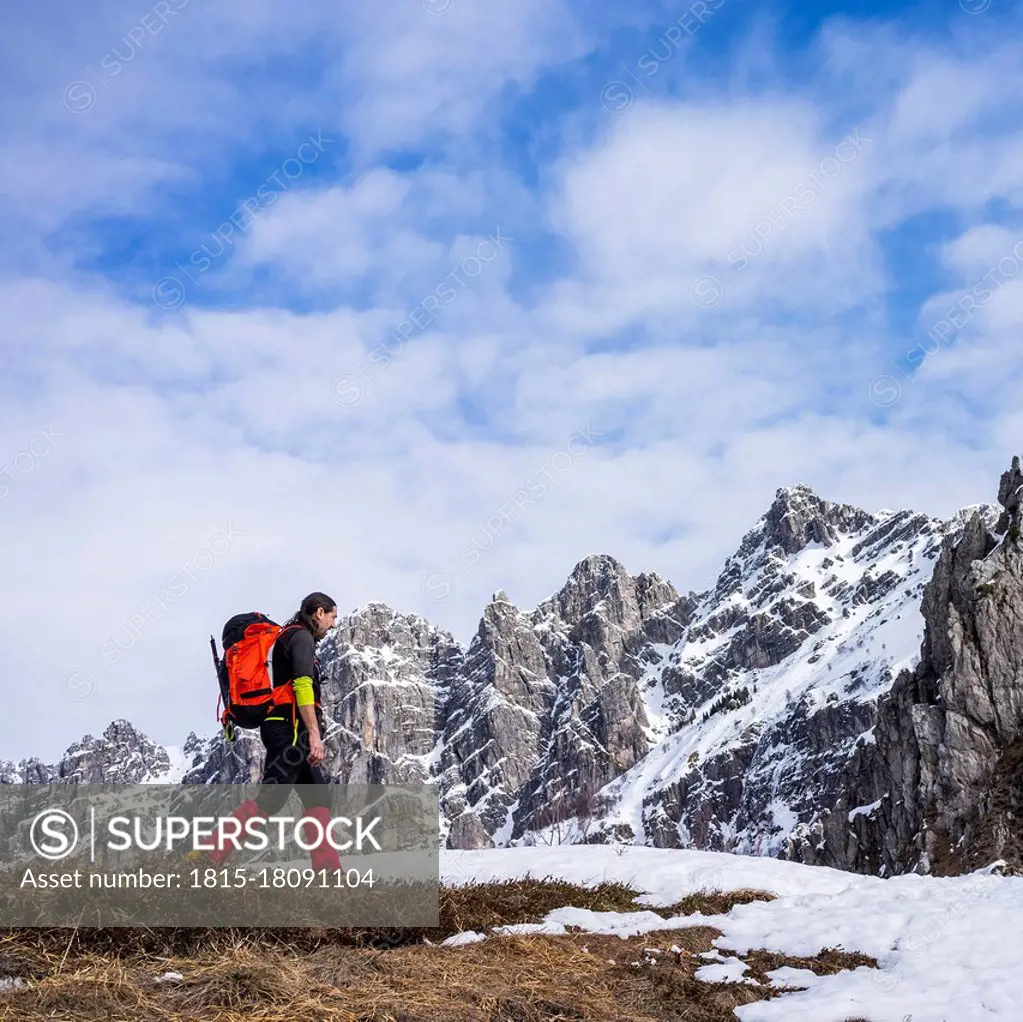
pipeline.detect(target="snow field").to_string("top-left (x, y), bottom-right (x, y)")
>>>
top-left (442, 846), bottom-right (1021, 1021)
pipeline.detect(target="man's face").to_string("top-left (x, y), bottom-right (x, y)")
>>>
top-left (311, 606), bottom-right (338, 639)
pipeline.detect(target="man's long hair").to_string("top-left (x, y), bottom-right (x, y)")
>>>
top-left (286, 592), bottom-right (337, 633)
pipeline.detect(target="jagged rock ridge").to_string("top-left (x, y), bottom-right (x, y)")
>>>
top-left (8, 469), bottom-right (1019, 878)
top-left (581, 486), bottom-right (990, 856)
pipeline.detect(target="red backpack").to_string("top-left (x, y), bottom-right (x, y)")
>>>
top-left (210, 613), bottom-right (299, 740)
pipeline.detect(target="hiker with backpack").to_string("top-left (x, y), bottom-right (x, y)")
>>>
top-left (207, 592), bottom-right (342, 872)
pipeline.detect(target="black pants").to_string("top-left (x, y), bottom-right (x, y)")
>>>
top-left (255, 717), bottom-right (332, 816)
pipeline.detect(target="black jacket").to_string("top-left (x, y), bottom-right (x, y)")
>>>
top-left (271, 625), bottom-right (323, 722)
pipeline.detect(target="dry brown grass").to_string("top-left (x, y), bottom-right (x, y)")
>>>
top-left (650, 888), bottom-right (776, 918)
top-left (740, 946), bottom-right (878, 985)
top-left (0, 929), bottom-right (773, 1022)
top-left (0, 879), bottom-right (879, 1022)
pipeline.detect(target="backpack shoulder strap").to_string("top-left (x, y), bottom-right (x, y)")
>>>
top-left (266, 623), bottom-right (304, 688)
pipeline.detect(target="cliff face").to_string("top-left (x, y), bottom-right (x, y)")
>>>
top-left (437, 563), bottom-right (691, 848)
top-left (9, 464), bottom-right (1023, 875)
top-left (792, 457), bottom-right (1023, 875)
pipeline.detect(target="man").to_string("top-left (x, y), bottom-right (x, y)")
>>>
top-left (211, 592), bottom-right (340, 871)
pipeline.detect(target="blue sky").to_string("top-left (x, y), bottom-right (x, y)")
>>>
top-left (2, 0), bottom-right (1022, 761)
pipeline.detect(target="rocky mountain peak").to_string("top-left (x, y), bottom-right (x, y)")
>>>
top-left (102, 718), bottom-right (150, 745)
top-left (326, 602), bottom-right (455, 669)
top-left (482, 589), bottom-right (518, 618)
top-left (762, 485), bottom-right (877, 556)
top-left (183, 731), bottom-right (205, 758)
top-left (472, 590), bottom-right (527, 646)
top-left (0, 757), bottom-right (50, 784)
top-left (559, 552), bottom-right (631, 605)
top-left (339, 601), bottom-right (403, 641)
top-left (56, 718), bottom-right (171, 784)
top-left (536, 554), bottom-right (679, 633)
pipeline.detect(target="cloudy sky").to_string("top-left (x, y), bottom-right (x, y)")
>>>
top-left (3, 0), bottom-right (1022, 761)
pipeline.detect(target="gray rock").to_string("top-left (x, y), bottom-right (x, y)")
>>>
top-left (794, 459), bottom-right (1023, 874)
top-left (54, 720), bottom-right (171, 784)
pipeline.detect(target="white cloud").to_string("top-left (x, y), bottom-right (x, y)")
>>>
top-left (334, 0), bottom-right (593, 158)
top-left (4, 5), bottom-right (1023, 763)
top-left (545, 98), bottom-right (879, 333)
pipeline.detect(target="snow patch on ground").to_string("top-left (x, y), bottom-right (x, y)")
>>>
top-left (441, 931), bottom-right (488, 946)
top-left (443, 845), bottom-right (1022, 1021)
top-left (695, 958), bottom-right (757, 985)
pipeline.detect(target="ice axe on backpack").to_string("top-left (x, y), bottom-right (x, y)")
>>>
top-left (209, 634), bottom-right (234, 742)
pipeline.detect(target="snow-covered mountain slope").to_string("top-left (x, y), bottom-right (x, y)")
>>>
top-left (580, 488), bottom-right (998, 857)
top-left (5, 478), bottom-right (1010, 877)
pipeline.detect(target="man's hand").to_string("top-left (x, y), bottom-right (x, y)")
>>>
top-left (297, 702), bottom-right (325, 767)
top-left (307, 732), bottom-right (325, 767)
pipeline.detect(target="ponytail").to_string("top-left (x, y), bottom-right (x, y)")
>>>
top-left (286, 591), bottom-right (337, 633)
